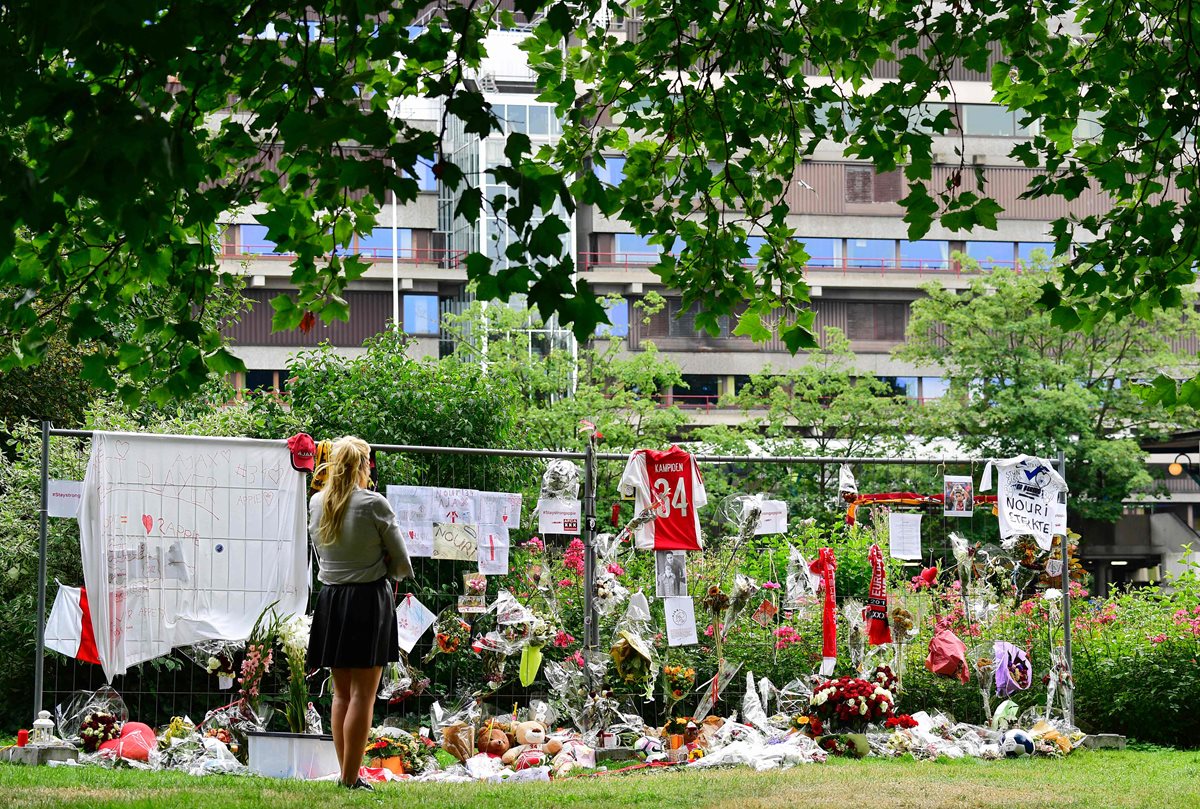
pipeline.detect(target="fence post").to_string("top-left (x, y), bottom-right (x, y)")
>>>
top-left (582, 434), bottom-right (599, 652)
top-left (34, 420), bottom-right (50, 722)
top-left (1056, 449), bottom-right (1074, 726)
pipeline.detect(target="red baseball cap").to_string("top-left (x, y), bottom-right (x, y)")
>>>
top-left (287, 433), bottom-right (317, 472)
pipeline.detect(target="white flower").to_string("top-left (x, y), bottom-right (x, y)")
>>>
top-left (206, 656), bottom-right (222, 673)
top-left (1043, 588), bottom-right (1063, 602)
top-left (860, 703), bottom-right (868, 715)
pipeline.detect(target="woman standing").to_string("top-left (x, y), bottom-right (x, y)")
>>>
top-left (306, 436), bottom-right (413, 790)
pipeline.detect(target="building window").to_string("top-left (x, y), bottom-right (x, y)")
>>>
top-left (238, 224), bottom-right (292, 255)
top-left (673, 374), bottom-right (721, 407)
top-left (964, 241), bottom-right (1014, 270)
top-left (960, 104), bottom-right (1031, 137)
top-left (899, 240), bottom-right (949, 270)
top-left (921, 377), bottom-right (951, 399)
top-left (357, 227), bottom-right (413, 259)
top-left (1017, 242), bottom-right (1056, 267)
top-left (403, 295), bottom-right (440, 335)
top-left (846, 239), bottom-right (896, 270)
top-left (846, 302), bottom-right (906, 341)
top-left (668, 299), bottom-right (730, 338)
top-left (845, 167), bottom-right (902, 204)
top-left (614, 233), bottom-right (663, 264)
top-left (878, 376), bottom-right (920, 398)
top-left (595, 297), bottom-right (630, 338)
top-left (244, 369), bottom-right (288, 392)
top-left (594, 156), bottom-right (626, 185)
top-left (797, 237), bottom-right (840, 267)
top-left (411, 157), bottom-right (437, 192)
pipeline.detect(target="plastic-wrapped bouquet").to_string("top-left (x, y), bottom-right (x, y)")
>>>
top-left (721, 574), bottom-right (760, 640)
top-left (79, 711), bottom-right (121, 753)
top-left (519, 607), bottom-right (560, 687)
top-left (594, 570), bottom-right (631, 616)
top-left (276, 612), bottom-right (313, 734)
top-left (424, 608), bottom-right (472, 663)
top-left (809, 676), bottom-right (895, 732)
top-left (842, 600), bottom-right (866, 675)
top-left (662, 664), bottom-right (696, 718)
top-left (366, 727), bottom-right (431, 774)
top-left (609, 593), bottom-right (659, 697)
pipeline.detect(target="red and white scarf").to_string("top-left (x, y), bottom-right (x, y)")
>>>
top-left (866, 543), bottom-right (892, 646)
top-left (809, 548), bottom-right (837, 676)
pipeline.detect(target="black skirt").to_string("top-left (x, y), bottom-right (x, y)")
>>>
top-left (306, 577), bottom-right (399, 669)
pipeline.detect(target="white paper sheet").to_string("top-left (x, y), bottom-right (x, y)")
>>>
top-left (476, 523), bottom-right (510, 575)
top-left (888, 512), bottom-right (923, 560)
top-left (48, 479), bottom-right (84, 518)
top-left (664, 596), bottom-right (698, 646)
top-left (395, 593), bottom-right (436, 653)
top-left (536, 498), bottom-right (581, 535)
top-left (432, 522), bottom-right (478, 561)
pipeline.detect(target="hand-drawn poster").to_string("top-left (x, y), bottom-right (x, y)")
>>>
top-left (432, 522), bottom-right (478, 561)
top-left (434, 487), bottom-right (478, 525)
top-left (386, 485), bottom-right (435, 557)
top-left (476, 523), bottom-right (510, 575)
top-left (478, 492), bottom-right (523, 530)
top-left (78, 431), bottom-right (308, 681)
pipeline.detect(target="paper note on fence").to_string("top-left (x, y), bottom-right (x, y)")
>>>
top-left (664, 596), bottom-right (698, 647)
top-left (888, 512), bottom-right (923, 560)
top-left (751, 499), bottom-right (788, 535)
top-left (537, 498), bottom-right (581, 535)
top-left (396, 593), bottom-right (436, 653)
top-left (433, 522), bottom-right (478, 561)
top-left (48, 480), bottom-right (83, 518)
top-left (476, 524), bottom-right (510, 575)
top-left (479, 492), bottom-right (523, 529)
top-left (435, 487), bottom-right (478, 525)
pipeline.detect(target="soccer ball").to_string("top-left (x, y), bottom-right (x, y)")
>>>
top-left (1002, 729), bottom-right (1035, 756)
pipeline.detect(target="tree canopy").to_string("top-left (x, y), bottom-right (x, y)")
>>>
top-left (2, 1), bottom-right (1197, 403)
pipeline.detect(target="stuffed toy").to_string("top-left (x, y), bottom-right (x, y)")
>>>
top-left (476, 722), bottom-right (512, 759)
top-left (550, 737), bottom-right (595, 776)
top-left (501, 720), bottom-right (562, 771)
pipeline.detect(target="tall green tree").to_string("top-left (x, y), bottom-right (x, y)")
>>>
top-left (4, 1), bottom-right (1200, 402)
top-left (897, 262), bottom-right (1200, 521)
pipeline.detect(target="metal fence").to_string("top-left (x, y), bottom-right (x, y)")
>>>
top-left (34, 425), bottom-right (1073, 728)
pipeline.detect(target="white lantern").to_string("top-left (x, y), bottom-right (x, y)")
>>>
top-left (31, 710), bottom-right (55, 745)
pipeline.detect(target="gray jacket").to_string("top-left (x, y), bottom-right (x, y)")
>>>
top-left (309, 488), bottom-right (414, 584)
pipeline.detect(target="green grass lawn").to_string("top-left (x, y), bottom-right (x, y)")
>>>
top-left (1, 749), bottom-right (1198, 808)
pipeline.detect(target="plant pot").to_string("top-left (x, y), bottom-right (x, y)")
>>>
top-left (245, 731), bottom-right (339, 780)
top-left (369, 756), bottom-right (406, 775)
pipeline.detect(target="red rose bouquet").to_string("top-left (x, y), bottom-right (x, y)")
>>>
top-left (885, 714), bottom-right (918, 730)
top-left (809, 676), bottom-right (895, 732)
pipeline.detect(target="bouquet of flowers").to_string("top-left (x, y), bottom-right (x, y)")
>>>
top-left (789, 714), bottom-right (824, 737)
top-left (366, 728), bottom-right (430, 774)
top-left (662, 664), bottom-right (696, 718)
top-left (842, 600), bottom-right (867, 675)
top-left (239, 605), bottom-right (280, 716)
top-left (424, 608), bottom-right (472, 663)
top-left (79, 711), bottom-right (121, 753)
top-left (870, 664), bottom-right (898, 694)
top-left (518, 606), bottom-right (560, 687)
top-left (593, 571), bottom-right (630, 616)
top-left (465, 572), bottom-right (487, 596)
top-left (809, 676), bottom-right (896, 732)
top-left (276, 612), bottom-right (314, 734)
top-left (885, 714), bottom-right (918, 730)
top-left (379, 656), bottom-right (431, 704)
top-left (159, 716), bottom-right (196, 749)
top-left (721, 574), bottom-right (760, 640)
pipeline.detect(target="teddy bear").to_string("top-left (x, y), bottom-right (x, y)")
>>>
top-left (476, 721), bottom-right (513, 759)
top-left (501, 720), bottom-right (562, 771)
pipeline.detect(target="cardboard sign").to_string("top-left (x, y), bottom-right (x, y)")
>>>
top-left (537, 498), bottom-right (581, 535)
top-left (48, 480), bottom-right (84, 518)
top-left (433, 522), bottom-right (478, 561)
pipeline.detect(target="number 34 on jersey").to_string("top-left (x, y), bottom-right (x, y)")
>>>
top-left (619, 446), bottom-right (707, 551)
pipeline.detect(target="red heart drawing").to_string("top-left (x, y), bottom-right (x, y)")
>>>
top-left (141, 515), bottom-right (153, 534)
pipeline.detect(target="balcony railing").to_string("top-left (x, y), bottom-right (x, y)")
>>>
top-left (651, 393), bottom-right (943, 412)
top-left (230, 245), bottom-right (465, 266)
top-left (579, 251), bottom-right (1026, 275)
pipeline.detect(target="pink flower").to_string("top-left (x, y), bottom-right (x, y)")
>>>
top-left (1150, 634), bottom-right (1167, 644)
top-left (568, 651), bottom-right (585, 667)
top-left (557, 578), bottom-right (574, 588)
top-left (607, 563), bottom-right (625, 576)
top-left (553, 630), bottom-right (576, 648)
top-left (563, 538), bottom-right (586, 575)
top-left (762, 581), bottom-right (781, 590)
top-left (704, 624), bottom-right (714, 637)
top-left (523, 536), bottom-right (545, 553)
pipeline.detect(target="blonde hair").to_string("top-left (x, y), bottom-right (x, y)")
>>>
top-left (315, 436), bottom-right (371, 546)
